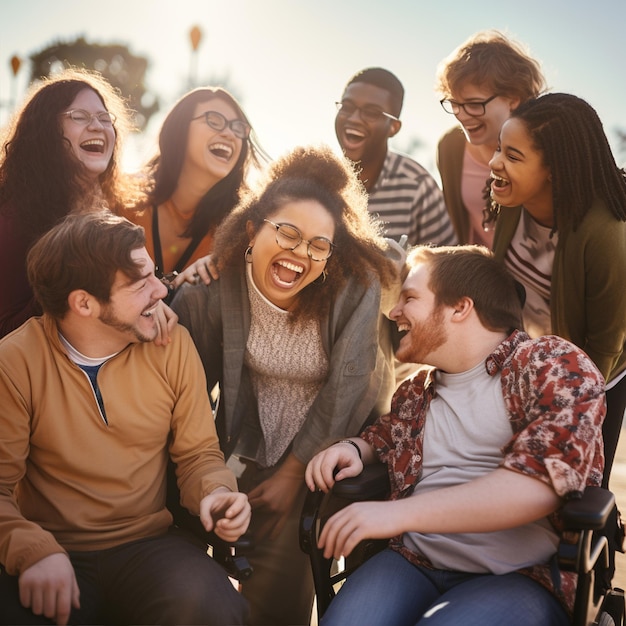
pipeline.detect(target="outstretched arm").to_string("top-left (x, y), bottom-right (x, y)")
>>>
top-left (318, 467), bottom-right (560, 560)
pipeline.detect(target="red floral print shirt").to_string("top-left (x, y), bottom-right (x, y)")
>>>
top-left (361, 330), bottom-right (606, 616)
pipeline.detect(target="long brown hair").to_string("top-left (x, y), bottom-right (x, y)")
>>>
top-left (140, 87), bottom-right (268, 239)
top-left (0, 68), bottom-right (136, 243)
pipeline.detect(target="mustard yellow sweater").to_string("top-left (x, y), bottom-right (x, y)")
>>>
top-left (0, 316), bottom-right (236, 575)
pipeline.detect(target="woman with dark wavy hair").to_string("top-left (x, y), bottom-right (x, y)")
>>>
top-left (488, 92), bottom-right (626, 480)
top-left (172, 144), bottom-right (400, 625)
top-left (0, 68), bottom-right (138, 338)
top-left (123, 87), bottom-right (267, 298)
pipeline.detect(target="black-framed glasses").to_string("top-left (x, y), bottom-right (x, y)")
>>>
top-left (264, 219), bottom-right (335, 262)
top-left (335, 100), bottom-right (399, 124)
top-left (62, 109), bottom-right (116, 126)
top-left (192, 110), bottom-right (251, 139)
top-left (439, 95), bottom-right (499, 117)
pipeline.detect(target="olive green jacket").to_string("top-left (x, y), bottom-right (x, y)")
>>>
top-left (437, 126), bottom-right (470, 244)
top-left (492, 199), bottom-right (626, 382)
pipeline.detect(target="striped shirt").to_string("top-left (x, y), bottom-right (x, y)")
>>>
top-left (367, 150), bottom-right (457, 246)
top-left (503, 209), bottom-right (557, 339)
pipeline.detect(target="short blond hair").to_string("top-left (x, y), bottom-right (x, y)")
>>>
top-left (436, 30), bottom-right (546, 102)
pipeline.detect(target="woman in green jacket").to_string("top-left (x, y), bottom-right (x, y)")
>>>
top-left (488, 92), bottom-right (626, 480)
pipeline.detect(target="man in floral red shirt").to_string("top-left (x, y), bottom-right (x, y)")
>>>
top-left (306, 244), bottom-right (605, 626)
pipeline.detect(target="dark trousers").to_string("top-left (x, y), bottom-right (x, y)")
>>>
top-left (0, 527), bottom-right (248, 625)
top-left (603, 374), bottom-right (626, 488)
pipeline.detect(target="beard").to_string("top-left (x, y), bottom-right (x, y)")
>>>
top-left (99, 304), bottom-right (155, 344)
top-left (395, 305), bottom-right (447, 366)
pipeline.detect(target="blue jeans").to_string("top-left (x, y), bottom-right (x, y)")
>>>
top-left (0, 527), bottom-right (248, 625)
top-left (321, 549), bottom-right (570, 626)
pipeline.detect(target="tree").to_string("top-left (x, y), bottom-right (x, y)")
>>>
top-left (29, 37), bottom-right (159, 130)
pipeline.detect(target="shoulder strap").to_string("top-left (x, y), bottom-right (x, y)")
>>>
top-left (152, 204), bottom-right (206, 276)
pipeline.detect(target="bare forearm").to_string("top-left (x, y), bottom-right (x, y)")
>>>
top-left (393, 468), bottom-right (560, 534)
top-left (318, 467), bottom-right (562, 559)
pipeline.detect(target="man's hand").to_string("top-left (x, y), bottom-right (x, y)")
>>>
top-left (172, 255), bottom-right (219, 288)
top-left (318, 500), bottom-right (405, 560)
top-left (305, 440), bottom-right (365, 493)
top-left (200, 488), bottom-right (251, 543)
top-left (152, 300), bottom-right (178, 346)
top-left (248, 454), bottom-right (305, 541)
top-left (18, 553), bottom-right (80, 626)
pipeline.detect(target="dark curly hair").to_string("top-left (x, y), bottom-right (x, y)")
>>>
top-left (138, 87), bottom-right (268, 239)
top-left (0, 67), bottom-right (137, 243)
top-left (484, 93), bottom-right (626, 232)
top-left (213, 145), bottom-right (398, 322)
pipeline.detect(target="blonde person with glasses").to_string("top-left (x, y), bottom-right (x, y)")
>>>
top-left (172, 144), bottom-right (400, 625)
top-left (0, 68), bottom-right (176, 339)
top-left (435, 30), bottom-right (546, 246)
top-left (122, 87), bottom-right (267, 303)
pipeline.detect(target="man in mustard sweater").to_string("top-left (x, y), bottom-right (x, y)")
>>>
top-left (0, 211), bottom-right (250, 625)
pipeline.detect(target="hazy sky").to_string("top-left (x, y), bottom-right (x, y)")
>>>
top-left (1, 0), bottom-right (624, 173)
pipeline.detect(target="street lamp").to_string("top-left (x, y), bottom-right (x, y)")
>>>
top-left (189, 26), bottom-right (203, 88)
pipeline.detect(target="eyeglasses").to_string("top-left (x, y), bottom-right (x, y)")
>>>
top-left (62, 109), bottom-right (116, 126)
top-left (264, 219), bottom-right (335, 262)
top-left (335, 101), bottom-right (399, 124)
top-left (439, 95), bottom-right (499, 117)
top-left (192, 110), bottom-right (251, 139)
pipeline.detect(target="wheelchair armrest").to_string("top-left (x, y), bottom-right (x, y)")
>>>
top-left (331, 462), bottom-right (390, 501)
top-left (299, 463), bottom-right (390, 555)
top-left (166, 460), bottom-right (253, 580)
top-left (561, 486), bottom-right (615, 531)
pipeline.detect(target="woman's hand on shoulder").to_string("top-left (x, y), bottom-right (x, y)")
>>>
top-left (172, 255), bottom-right (219, 288)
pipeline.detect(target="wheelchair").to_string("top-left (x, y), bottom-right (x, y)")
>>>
top-left (166, 459), bottom-right (253, 583)
top-left (300, 447), bottom-right (625, 626)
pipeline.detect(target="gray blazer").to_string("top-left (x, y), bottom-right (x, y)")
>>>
top-left (172, 266), bottom-right (397, 464)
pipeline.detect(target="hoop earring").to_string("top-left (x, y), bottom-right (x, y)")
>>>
top-left (314, 268), bottom-right (328, 285)
top-left (245, 245), bottom-right (253, 263)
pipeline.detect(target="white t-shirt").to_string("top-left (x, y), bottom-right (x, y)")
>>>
top-left (402, 360), bottom-right (558, 574)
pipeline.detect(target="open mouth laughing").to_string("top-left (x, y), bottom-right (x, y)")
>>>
top-left (271, 259), bottom-right (304, 287)
top-left (141, 304), bottom-right (159, 318)
top-left (208, 142), bottom-right (234, 161)
top-left (396, 322), bottom-right (410, 340)
top-left (80, 138), bottom-right (105, 153)
top-left (341, 126), bottom-right (366, 150)
top-left (490, 173), bottom-right (510, 190)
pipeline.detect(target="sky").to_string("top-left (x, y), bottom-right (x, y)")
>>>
top-left (1, 0), bottom-right (625, 176)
